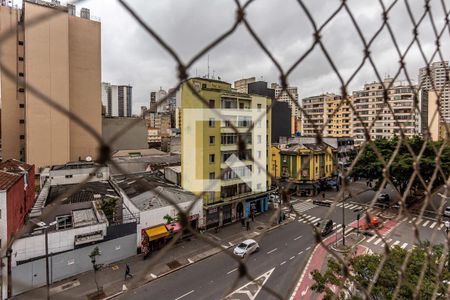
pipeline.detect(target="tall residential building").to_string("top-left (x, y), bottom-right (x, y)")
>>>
top-left (247, 81), bottom-right (292, 143)
top-left (156, 87), bottom-right (168, 113)
top-left (179, 78), bottom-right (272, 229)
top-left (234, 77), bottom-right (256, 93)
top-left (101, 83), bottom-right (132, 117)
top-left (352, 78), bottom-right (418, 144)
top-left (0, 1), bottom-right (101, 171)
top-left (419, 61), bottom-right (450, 122)
top-left (271, 83), bottom-right (300, 134)
top-left (301, 94), bottom-right (352, 137)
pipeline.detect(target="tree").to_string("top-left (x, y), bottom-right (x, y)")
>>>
top-left (163, 214), bottom-right (174, 224)
top-left (350, 136), bottom-right (450, 196)
top-left (89, 247), bottom-right (102, 294)
top-left (100, 197), bottom-right (118, 222)
top-left (311, 243), bottom-right (450, 299)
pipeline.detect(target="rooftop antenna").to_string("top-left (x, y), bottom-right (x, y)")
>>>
top-left (212, 70), bottom-right (215, 80)
top-left (207, 54), bottom-right (210, 79)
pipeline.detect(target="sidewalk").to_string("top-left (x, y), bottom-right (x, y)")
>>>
top-left (14, 211), bottom-right (290, 300)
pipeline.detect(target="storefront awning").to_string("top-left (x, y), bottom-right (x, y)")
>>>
top-left (145, 225), bottom-right (169, 241)
top-left (166, 222), bottom-right (182, 233)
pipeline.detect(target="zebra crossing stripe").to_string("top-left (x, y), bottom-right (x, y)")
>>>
top-left (304, 215), bottom-right (316, 221)
top-left (382, 238), bottom-right (392, 247)
top-left (366, 235), bottom-right (377, 243)
top-left (310, 217), bottom-right (321, 223)
top-left (408, 217), bottom-right (416, 224)
top-left (430, 222), bottom-right (437, 229)
top-left (392, 241), bottom-right (400, 247)
top-left (373, 238), bottom-right (382, 245)
top-left (422, 220), bottom-right (430, 227)
top-left (401, 217), bottom-right (408, 222)
top-left (401, 243), bottom-right (408, 249)
top-left (438, 224), bottom-right (444, 230)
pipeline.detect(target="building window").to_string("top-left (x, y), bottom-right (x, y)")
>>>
top-left (209, 136), bottom-right (215, 145)
top-left (18, 41), bottom-right (24, 45)
top-left (18, 88), bottom-right (24, 92)
top-left (209, 99), bottom-right (215, 108)
top-left (19, 104), bottom-right (24, 108)
top-left (209, 172), bottom-right (215, 179)
top-left (208, 118), bottom-right (215, 127)
top-left (65, 174), bottom-right (73, 179)
top-left (257, 135), bottom-right (262, 144)
top-left (56, 215), bottom-right (72, 230)
top-left (209, 154), bottom-right (215, 163)
top-left (257, 104), bottom-right (262, 111)
top-left (18, 57), bottom-right (24, 61)
top-left (257, 151), bottom-right (262, 159)
top-left (19, 135), bottom-right (24, 139)
top-left (202, 84), bottom-right (207, 89)
top-left (19, 119), bottom-right (24, 124)
top-left (257, 183), bottom-right (262, 190)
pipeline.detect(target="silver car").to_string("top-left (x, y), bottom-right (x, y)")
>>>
top-left (233, 239), bottom-right (260, 258)
top-left (444, 207), bottom-right (450, 217)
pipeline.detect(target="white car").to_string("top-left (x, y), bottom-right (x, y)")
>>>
top-left (444, 206), bottom-right (450, 217)
top-left (233, 239), bottom-right (259, 258)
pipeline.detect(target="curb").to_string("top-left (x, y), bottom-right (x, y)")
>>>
top-left (106, 218), bottom-right (292, 299)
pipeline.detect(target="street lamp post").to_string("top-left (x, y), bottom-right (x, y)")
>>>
top-left (37, 221), bottom-right (57, 300)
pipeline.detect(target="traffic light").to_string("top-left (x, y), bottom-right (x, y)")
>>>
top-left (356, 213), bottom-right (360, 221)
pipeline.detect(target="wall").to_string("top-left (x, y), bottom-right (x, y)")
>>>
top-left (102, 118), bottom-right (147, 152)
top-left (68, 15), bottom-right (101, 162)
top-left (49, 166), bottom-right (109, 186)
top-left (25, 2), bottom-right (71, 170)
top-left (11, 223), bottom-right (108, 264)
top-left (11, 232), bottom-right (136, 296)
top-left (0, 6), bottom-right (20, 161)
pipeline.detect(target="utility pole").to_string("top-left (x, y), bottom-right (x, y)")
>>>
top-left (45, 227), bottom-right (50, 300)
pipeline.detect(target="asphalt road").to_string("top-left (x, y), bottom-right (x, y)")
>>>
top-left (119, 204), bottom-right (360, 300)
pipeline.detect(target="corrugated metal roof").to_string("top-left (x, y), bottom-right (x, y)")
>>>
top-left (0, 171), bottom-right (21, 190)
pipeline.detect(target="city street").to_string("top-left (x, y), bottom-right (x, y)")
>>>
top-left (118, 201), bottom-right (361, 300)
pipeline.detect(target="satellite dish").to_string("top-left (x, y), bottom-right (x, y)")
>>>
top-left (85, 156), bottom-right (93, 162)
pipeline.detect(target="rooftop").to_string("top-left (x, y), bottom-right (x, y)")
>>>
top-left (109, 154), bottom-right (181, 175)
top-left (47, 181), bottom-right (118, 205)
top-left (0, 159), bottom-right (33, 173)
top-left (112, 148), bottom-right (166, 158)
top-left (114, 172), bottom-right (197, 211)
top-left (50, 161), bottom-right (104, 171)
top-left (0, 171), bottom-right (21, 190)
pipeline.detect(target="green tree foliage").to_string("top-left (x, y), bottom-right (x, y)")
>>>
top-left (100, 197), bottom-right (118, 222)
top-left (311, 243), bottom-right (450, 299)
top-left (351, 136), bottom-right (450, 195)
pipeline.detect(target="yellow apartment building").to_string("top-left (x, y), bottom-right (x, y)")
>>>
top-left (179, 78), bottom-right (272, 229)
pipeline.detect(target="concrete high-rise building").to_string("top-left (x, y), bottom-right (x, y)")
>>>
top-left (156, 87), bottom-right (168, 113)
top-left (101, 83), bottom-right (132, 117)
top-left (179, 78), bottom-right (272, 229)
top-left (352, 78), bottom-right (418, 144)
top-left (0, 1), bottom-right (101, 171)
top-left (234, 77), bottom-right (256, 93)
top-left (301, 94), bottom-right (351, 137)
top-left (419, 61), bottom-right (450, 122)
top-left (271, 83), bottom-right (300, 135)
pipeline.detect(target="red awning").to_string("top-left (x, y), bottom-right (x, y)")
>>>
top-left (166, 222), bottom-right (182, 233)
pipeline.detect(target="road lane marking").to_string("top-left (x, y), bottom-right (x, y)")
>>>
top-left (188, 259), bottom-right (194, 264)
top-left (408, 217), bottom-right (416, 224)
top-left (227, 268), bottom-right (238, 275)
top-left (298, 251), bottom-right (303, 255)
top-left (373, 238), bottom-right (382, 245)
top-left (294, 235), bottom-right (302, 241)
top-left (290, 256), bottom-right (295, 260)
top-left (228, 242), bottom-right (234, 246)
top-left (392, 241), bottom-right (400, 247)
top-left (366, 235), bottom-right (377, 243)
top-left (175, 290), bottom-right (194, 300)
top-left (430, 222), bottom-right (437, 229)
top-left (280, 261), bottom-right (286, 265)
top-left (422, 220), bottom-right (430, 227)
top-left (305, 246), bottom-right (311, 251)
top-left (401, 217), bottom-right (408, 222)
top-left (305, 215), bottom-right (316, 221)
top-left (439, 224), bottom-right (444, 230)
top-left (267, 248), bottom-right (278, 254)
top-left (150, 273), bottom-right (157, 279)
top-left (401, 243), bottom-right (408, 249)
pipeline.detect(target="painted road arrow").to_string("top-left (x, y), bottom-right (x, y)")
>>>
top-left (224, 267), bottom-right (275, 300)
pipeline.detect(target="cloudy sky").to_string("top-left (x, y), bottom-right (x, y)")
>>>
top-left (69, 0), bottom-right (449, 113)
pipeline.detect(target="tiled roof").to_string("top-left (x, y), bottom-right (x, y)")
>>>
top-left (0, 159), bottom-right (33, 173)
top-left (0, 171), bottom-right (21, 190)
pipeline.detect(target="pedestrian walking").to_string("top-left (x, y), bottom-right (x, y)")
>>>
top-left (251, 211), bottom-right (255, 222)
top-left (322, 192), bottom-right (325, 200)
top-left (125, 264), bottom-right (133, 280)
top-left (246, 219), bottom-right (250, 231)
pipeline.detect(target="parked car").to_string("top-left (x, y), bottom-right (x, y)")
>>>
top-left (233, 239), bottom-right (260, 258)
top-left (315, 219), bottom-right (334, 236)
top-left (269, 193), bottom-right (280, 203)
top-left (377, 193), bottom-right (390, 203)
top-left (444, 206), bottom-right (450, 217)
top-left (312, 199), bottom-right (332, 207)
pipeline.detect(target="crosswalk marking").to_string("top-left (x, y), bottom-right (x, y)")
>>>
top-left (439, 224), bottom-right (444, 230)
top-left (310, 217), bottom-right (321, 223)
top-left (408, 217), bottom-right (416, 224)
top-left (422, 220), bottom-right (430, 227)
top-left (366, 235), bottom-right (377, 243)
top-left (382, 238), bottom-right (392, 247)
top-left (291, 201), bottom-right (317, 214)
top-left (401, 217), bottom-right (408, 222)
top-left (373, 238), bottom-right (382, 245)
top-left (401, 243), bottom-right (408, 249)
top-left (392, 241), bottom-right (400, 247)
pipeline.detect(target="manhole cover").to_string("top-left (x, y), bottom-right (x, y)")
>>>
top-left (257, 226), bottom-right (264, 230)
top-left (167, 260), bottom-right (182, 269)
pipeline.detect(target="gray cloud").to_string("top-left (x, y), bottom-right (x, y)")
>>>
top-left (75, 0), bottom-right (450, 113)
